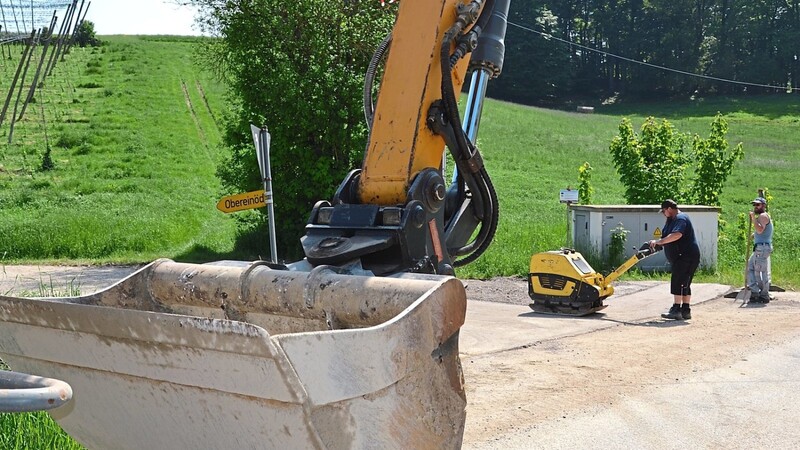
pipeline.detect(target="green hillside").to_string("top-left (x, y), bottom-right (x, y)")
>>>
top-left (464, 97), bottom-right (799, 289)
top-left (1, 36), bottom-right (798, 288)
top-left (0, 36), bottom-right (235, 263)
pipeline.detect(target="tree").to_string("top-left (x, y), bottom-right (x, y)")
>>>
top-left (609, 115), bottom-right (743, 206)
top-left (609, 117), bottom-right (690, 204)
top-left (487, 1), bottom-right (574, 104)
top-left (74, 20), bottom-right (100, 48)
top-left (689, 113), bottom-right (743, 206)
top-left (192, 0), bottom-right (396, 259)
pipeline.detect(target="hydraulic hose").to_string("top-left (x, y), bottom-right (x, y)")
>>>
top-left (363, 32), bottom-right (392, 131)
top-left (438, 0), bottom-right (499, 266)
top-left (453, 167), bottom-right (498, 266)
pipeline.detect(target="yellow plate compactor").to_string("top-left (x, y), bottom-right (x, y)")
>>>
top-left (528, 243), bottom-right (661, 316)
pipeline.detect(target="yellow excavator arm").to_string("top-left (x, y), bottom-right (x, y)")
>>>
top-left (301, 0), bottom-right (509, 276)
top-left (358, 0), bottom-right (474, 205)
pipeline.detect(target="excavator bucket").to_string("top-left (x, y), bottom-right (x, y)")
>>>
top-left (0, 259), bottom-right (467, 449)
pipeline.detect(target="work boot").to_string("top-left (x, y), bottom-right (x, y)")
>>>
top-left (661, 304), bottom-right (684, 320)
top-left (758, 295), bottom-right (770, 304)
top-left (681, 304), bottom-right (691, 320)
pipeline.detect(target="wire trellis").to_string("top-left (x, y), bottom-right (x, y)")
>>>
top-left (1, 0), bottom-right (89, 145)
top-left (1, 0), bottom-right (73, 38)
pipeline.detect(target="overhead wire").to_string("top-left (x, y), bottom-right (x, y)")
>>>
top-left (508, 21), bottom-right (799, 93)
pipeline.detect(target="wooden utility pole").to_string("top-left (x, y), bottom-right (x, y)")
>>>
top-left (63, 0), bottom-right (88, 58)
top-left (0, 29), bottom-right (35, 128)
top-left (8, 28), bottom-right (40, 143)
top-left (18, 12), bottom-right (57, 122)
top-left (47, 0), bottom-right (76, 76)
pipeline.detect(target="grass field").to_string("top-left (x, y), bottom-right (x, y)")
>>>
top-left (1, 35), bottom-right (798, 290)
top-left (1, 36), bottom-right (236, 265)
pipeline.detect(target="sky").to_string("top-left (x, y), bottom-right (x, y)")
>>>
top-left (84, 0), bottom-right (203, 36)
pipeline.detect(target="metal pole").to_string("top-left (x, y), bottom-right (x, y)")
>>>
top-left (566, 202), bottom-right (572, 248)
top-left (251, 124), bottom-right (278, 263)
top-left (449, 68), bottom-right (492, 183)
top-left (0, 370), bottom-right (73, 413)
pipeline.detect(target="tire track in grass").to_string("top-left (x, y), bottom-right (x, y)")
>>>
top-left (195, 80), bottom-right (221, 133)
top-left (180, 79), bottom-right (213, 164)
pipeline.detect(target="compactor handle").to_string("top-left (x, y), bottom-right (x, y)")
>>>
top-left (637, 241), bottom-right (662, 257)
top-left (602, 242), bottom-right (663, 287)
top-left (0, 370), bottom-right (73, 412)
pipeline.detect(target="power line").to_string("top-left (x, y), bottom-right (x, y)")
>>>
top-left (508, 21), bottom-right (798, 93)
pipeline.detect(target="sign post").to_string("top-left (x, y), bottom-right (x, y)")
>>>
top-left (251, 124), bottom-right (278, 264)
top-left (559, 187), bottom-right (579, 248)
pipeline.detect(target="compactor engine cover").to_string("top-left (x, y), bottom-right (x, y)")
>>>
top-left (528, 249), bottom-right (613, 316)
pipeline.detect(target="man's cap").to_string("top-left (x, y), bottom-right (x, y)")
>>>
top-left (752, 197), bottom-right (767, 205)
top-left (660, 199), bottom-right (678, 210)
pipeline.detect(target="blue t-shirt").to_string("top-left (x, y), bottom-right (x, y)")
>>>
top-left (662, 212), bottom-right (700, 262)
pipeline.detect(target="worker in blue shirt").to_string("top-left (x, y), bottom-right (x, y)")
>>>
top-left (649, 199), bottom-right (701, 320)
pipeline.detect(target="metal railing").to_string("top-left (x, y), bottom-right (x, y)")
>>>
top-left (0, 370), bottom-right (73, 412)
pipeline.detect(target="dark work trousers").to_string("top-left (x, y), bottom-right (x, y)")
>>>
top-left (670, 254), bottom-right (700, 296)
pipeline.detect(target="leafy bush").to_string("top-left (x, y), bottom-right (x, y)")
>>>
top-left (608, 223), bottom-right (630, 268)
top-left (75, 20), bottom-right (101, 48)
top-left (689, 115), bottom-right (744, 206)
top-left (40, 147), bottom-right (54, 171)
top-left (578, 162), bottom-right (593, 205)
top-left (198, 0), bottom-right (396, 259)
top-left (609, 117), bottom-right (690, 204)
top-left (609, 114), bottom-right (742, 206)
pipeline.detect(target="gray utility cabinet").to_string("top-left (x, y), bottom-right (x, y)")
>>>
top-left (570, 205), bottom-right (720, 271)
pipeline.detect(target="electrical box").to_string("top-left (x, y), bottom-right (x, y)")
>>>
top-left (570, 205), bottom-right (720, 271)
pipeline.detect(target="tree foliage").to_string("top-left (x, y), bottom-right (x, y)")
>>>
top-left (689, 114), bottom-right (744, 205)
top-left (488, 0), bottom-right (800, 104)
top-left (74, 20), bottom-right (100, 48)
top-left (192, 0), bottom-right (396, 259)
top-left (609, 117), bottom-right (690, 204)
top-left (609, 115), bottom-right (742, 206)
top-left (577, 162), bottom-right (593, 205)
top-left (488, 1), bottom-right (573, 104)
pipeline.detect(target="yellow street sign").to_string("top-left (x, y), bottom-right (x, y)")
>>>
top-left (217, 190), bottom-right (266, 213)
top-left (653, 227), bottom-right (662, 239)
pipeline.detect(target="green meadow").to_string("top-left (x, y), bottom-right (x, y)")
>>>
top-left (1, 35), bottom-right (798, 289)
top-left (1, 36), bottom-right (235, 265)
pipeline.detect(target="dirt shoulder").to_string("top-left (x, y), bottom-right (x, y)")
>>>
top-left (461, 284), bottom-right (800, 449)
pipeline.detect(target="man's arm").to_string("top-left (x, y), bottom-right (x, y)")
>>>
top-left (650, 231), bottom-right (683, 249)
top-left (751, 212), bottom-right (769, 235)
